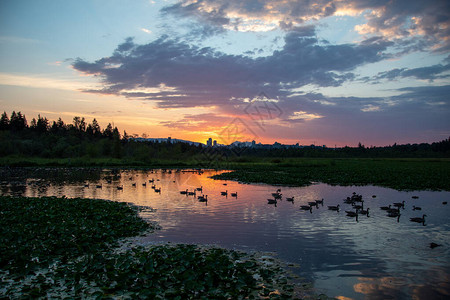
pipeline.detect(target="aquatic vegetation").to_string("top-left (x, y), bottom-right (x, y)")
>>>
top-left (4, 245), bottom-right (302, 299)
top-left (0, 196), bottom-right (310, 299)
top-left (0, 196), bottom-right (151, 277)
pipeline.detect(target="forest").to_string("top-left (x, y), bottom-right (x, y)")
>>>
top-left (0, 111), bottom-right (449, 167)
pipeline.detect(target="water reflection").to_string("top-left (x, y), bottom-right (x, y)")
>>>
top-left (1, 168), bottom-right (449, 300)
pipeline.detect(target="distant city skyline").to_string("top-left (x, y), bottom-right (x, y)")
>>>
top-left (1, 0), bottom-right (449, 147)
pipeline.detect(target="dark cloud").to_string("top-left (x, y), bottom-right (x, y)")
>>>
top-left (371, 63), bottom-right (450, 82)
top-left (72, 31), bottom-right (390, 108)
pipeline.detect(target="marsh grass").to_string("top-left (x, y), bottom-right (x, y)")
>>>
top-left (212, 158), bottom-right (450, 191)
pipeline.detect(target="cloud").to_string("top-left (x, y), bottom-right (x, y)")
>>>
top-left (372, 63), bottom-right (450, 82)
top-left (72, 31), bottom-right (391, 108)
top-left (160, 113), bottom-right (232, 131)
top-left (0, 72), bottom-right (94, 91)
top-left (161, 0), bottom-right (450, 51)
top-left (140, 27), bottom-right (152, 34)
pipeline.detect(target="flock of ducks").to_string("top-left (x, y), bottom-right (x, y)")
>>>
top-left (84, 171), bottom-right (444, 246)
top-left (266, 189), bottom-right (438, 228)
top-left (332, 192), bottom-right (430, 225)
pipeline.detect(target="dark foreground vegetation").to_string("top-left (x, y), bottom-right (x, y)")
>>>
top-left (1, 111), bottom-right (449, 191)
top-left (0, 196), bottom-right (310, 299)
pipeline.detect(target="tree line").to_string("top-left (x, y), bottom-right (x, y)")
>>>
top-left (0, 111), bottom-right (449, 164)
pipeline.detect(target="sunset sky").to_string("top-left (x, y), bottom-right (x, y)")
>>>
top-left (1, 0), bottom-right (449, 146)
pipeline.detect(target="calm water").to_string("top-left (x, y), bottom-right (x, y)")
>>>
top-left (2, 169), bottom-right (450, 299)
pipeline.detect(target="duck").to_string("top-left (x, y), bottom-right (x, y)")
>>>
top-left (142, 182), bottom-right (147, 187)
top-left (380, 204), bottom-right (391, 210)
top-left (353, 201), bottom-right (364, 210)
top-left (221, 190), bottom-right (228, 196)
top-left (196, 186), bottom-right (203, 192)
top-left (198, 195), bottom-right (208, 202)
top-left (410, 214), bottom-right (427, 223)
top-left (286, 196), bottom-right (294, 202)
top-left (359, 208), bottom-right (370, 216)
top-left (188, 190), bottom-right (196, 196)
top-left (231, 192), bottom-right (238, 197)
top-left (300, 205), bottom-right (312, 211)
top-left (345, 211), bottom-right (358, 217)
top-left (272, 193), bottom-right (282, 199)
top-left (328, 205), bottom-right (340, 211)
top-left (180, 189), bottom-right (188, 195)
top-left (387, 211), bottom-right (401, 217)
top-left (116, 185), bottom-right (123, 190)
top-left (267, 199), bottom-right (277, 204)
top-left (430, 242), bottom-right (441, 249)
top-left (154, 187), bottom-right (161, 193)
top-left (386, 207), bottom-right (400, 214)
top-left (412, 205), bottom-right (421, 210)
top-left (276, 188), bottom-right (281, 193)
top-left (393, 201), bottom-right (405, 208)
top-left (84, 183), bottom-right (90, 188)
top-left (96, 184), bottom-right (102, 189)
top-left (308, 201), bottom-right (318, 208)
top-left (131, 183), bottom-right (136, 187)
top-left (411, 196), bottom-right (419, 199)
top-left (315, 198), bottom-right (324, 206)
top-left (343, 197), bottom-right (354, 204)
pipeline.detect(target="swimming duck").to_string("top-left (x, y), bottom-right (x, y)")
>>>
top-left (198, 195), bottom-right (208, 202)
top-left (328, 205), bottom-right (340, 211)
top-left (393, 201), bottom-right (405, 208)
top-left (300, 205), bottom-right (312, 211)
top-left (267, 199), bottom-right (277, 204)
top-left (359, 208), bottom-right (370, 216)
top-left (345, 211), bottom-right (358, 217)
top-left (410, 214), bottom-right (427, 223)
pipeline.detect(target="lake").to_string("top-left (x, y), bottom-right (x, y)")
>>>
top-left (1, 168), bottom-right (449, 299)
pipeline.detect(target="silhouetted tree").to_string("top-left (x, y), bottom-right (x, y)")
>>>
top-left (91, 118), bottom-right (101, 137)
top-left (103, 123), bottom-right (113, 139)
top-left (9, 111), bottom-right (27, 131)
top-left (0, 111), bottom-right (9, 130)
top-left (112, 127), bottom-right (122, 158)
top-left (73, 116), bottom-right (86, 132)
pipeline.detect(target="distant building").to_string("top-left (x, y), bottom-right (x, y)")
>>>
top-left (167, 137), bottom-right (172, 143)
top-left (213, 140), bottom-right (217, 147)
top-left (252, 140), bottom-right (256, 147)
top-left (207, 138), bottom-right (212, 147)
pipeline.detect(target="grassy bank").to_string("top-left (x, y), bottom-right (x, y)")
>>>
top-left (212, 158), bottom-right (450, 191)
top-left (1, 156), bottom-right (449, 191)
top-left (0, 196), bottom-right (312, 299)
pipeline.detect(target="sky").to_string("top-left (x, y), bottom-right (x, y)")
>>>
top-left (0, 0), bottom-right (449, 147)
